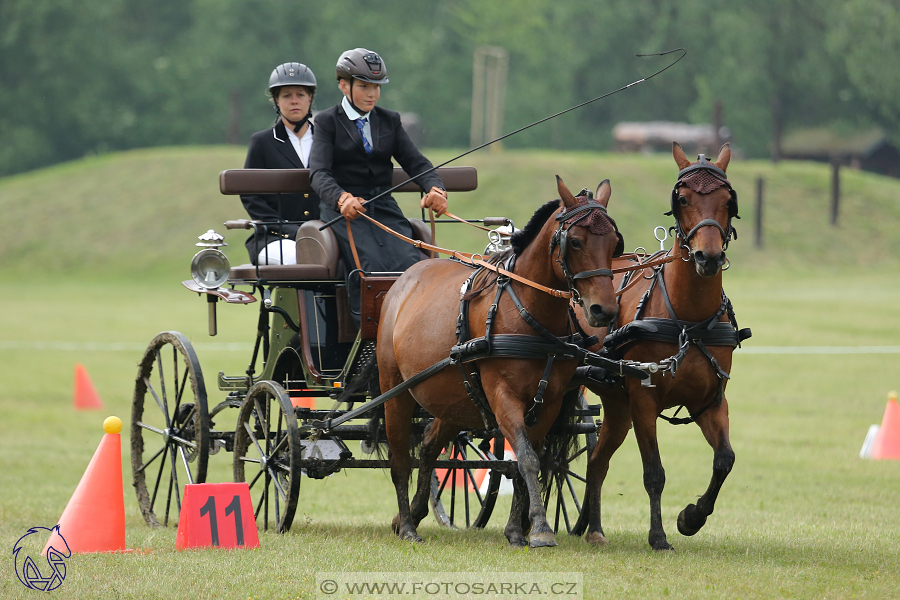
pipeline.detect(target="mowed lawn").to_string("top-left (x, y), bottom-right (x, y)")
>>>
top-left (0, 266), bottom-right (898, 600)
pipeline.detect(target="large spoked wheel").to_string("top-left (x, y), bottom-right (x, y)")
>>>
top-left (542, 391), bottom-right (598, 534)
top-left (131, 331), bottom-right (210, 528)
top-left (431, 432), bottom-right (505, 529)
top-left (233, 380), bottom-right (302, 533)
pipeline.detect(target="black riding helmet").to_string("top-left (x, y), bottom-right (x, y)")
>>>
top-left (336, 49), bottom-right (388, 115)
top-left (269, 62), bottom-right (317, 133)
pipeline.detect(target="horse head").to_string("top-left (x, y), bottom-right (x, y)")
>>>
top-left (670, 142), bottom-right (737, 277)
top-left (552, 176), bottom-right (621, 327)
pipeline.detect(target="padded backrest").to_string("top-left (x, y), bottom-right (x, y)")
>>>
top-left (219, 166), bottom-right (477, 195)
top-left (295, 220), bottom-right (340, 278)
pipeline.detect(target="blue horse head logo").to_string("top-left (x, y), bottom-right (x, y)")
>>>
top-left (12, 525), bottom-right (70, 591)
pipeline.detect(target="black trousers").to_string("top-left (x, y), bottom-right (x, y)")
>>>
top-left (319, 196), bottom-right (421, 325)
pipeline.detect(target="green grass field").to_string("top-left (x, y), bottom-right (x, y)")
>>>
top-left (1, 148), bottom-right (899, 599)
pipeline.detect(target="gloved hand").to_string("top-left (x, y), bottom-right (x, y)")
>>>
top-left (420, 187), bottom-right (448, 217)
top-left (338, 192), bottom-right (366, 220)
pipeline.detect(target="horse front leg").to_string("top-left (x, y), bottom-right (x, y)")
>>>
top-left (385, 391), bottom-right (422, 542)
top-left (677, 397), bottom-right (735, 536)
top-left (408, 418), bottom-right (459, 528)
top-left (631, 392), bottom-right (672, 551)
top-left (504, 473), bottom-right (531, 547)
top-left (507, 427), bottom-right (557, 548)
top-left (579, 393), bottom-right (631, 546)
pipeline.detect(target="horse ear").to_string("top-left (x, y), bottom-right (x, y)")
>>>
top-left (556, 175), bottom-right (577, 208)
top-left (673, 142), bottom-right (691, 170)
top-left (594, 179), bottom-right (611, 208)
top-left (714, 142), bottom-right (731, 173)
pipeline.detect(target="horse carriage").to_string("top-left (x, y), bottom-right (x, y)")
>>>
top-left (129, 165), bottom-right (629, 540)
top-left (131, 142), bottom-right (749, 550)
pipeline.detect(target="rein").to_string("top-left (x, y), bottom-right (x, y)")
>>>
top-left (348, 209), bottom-right (678, 299)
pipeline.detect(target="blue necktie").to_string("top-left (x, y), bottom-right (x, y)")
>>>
top-left (356, 118), bottom-right (372, 154)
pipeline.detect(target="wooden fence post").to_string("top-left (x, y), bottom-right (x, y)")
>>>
top-left (830, 159), bottom-right (840, 226)
top-left (755, 176), bottom-right (764, 248)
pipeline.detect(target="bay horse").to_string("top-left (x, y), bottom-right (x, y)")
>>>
top-left (574, 142), bottom-right (749, 550)
top-left (377, 177), bottom-right (623, 547)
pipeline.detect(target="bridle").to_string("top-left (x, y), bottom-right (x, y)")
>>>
top-left (550, 191), bottom-right (625, 305)
top-left (666, 155), bottom-right (740, 256)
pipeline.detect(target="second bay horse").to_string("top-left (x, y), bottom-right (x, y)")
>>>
top-left (575, 142), bottom-right (749, 550)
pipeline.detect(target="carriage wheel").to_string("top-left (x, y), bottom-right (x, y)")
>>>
top-left (233, 381), bottom-right (302, 533)
top-left (431, 432), bottom-right (505, 529)
top-left (542, 392), bottom-right (598, 534)
top-left (208, 398), bottom-right (243, 456)
top-left (131, 331), bottom-right (210, 528)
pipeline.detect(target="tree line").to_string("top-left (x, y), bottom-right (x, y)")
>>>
top-left (1, 0), bottom-right (896, 177)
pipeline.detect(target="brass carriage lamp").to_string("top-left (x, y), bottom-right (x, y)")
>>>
top-left (191, 230), bottom-right (231, 336)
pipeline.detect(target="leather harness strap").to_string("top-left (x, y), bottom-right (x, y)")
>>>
top-left (601, 260), bottom-right (751, 425)
top-left (346, 219), bottom-right (363, 271)
top-left (354, 212), bottom-right (678, 298)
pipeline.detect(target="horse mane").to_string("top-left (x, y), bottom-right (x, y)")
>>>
top-left (511, 198), bottom-right (561, 255)
top-left (461, 198), bottom-right (562, 301)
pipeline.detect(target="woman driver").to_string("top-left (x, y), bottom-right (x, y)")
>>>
top-left (240, 62), bottom-right (320, 265)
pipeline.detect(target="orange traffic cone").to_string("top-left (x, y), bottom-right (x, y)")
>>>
top-left (290, 397), bottom-right (316, 409)
top-left (43, 417), bottom-right (127, 554)
top-left (871, 391), bottom-right (900, 460)
top-left (73, 364), bottom-right (103, 410)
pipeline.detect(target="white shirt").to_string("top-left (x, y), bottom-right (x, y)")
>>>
top-left (285, 123), bottom-right (313, 167)
top-left (342, 95), bottom-right (373, 148)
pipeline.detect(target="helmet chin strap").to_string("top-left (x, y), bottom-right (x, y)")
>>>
top-left (276, 107), bottom-right (311, 133)
top-left (345, 79), bottom-right (369, 116)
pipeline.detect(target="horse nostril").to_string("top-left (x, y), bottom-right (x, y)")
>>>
top-left (589, 304), bottom-right (612, 324)
top-left (693, 250), bottom-right (707, 265)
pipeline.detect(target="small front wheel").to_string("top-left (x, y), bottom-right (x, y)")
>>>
top-left (233, 381), bottom-right (302, 533)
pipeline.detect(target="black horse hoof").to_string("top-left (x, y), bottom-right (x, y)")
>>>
top-left (506, 535), bottom-right (528, 548)
top-left (677, 504), bottom-right (707, 536)
top-left (399, 530), bottom-right (424, 543)
top-left (649, 534), bottom-right (674, 551)
top-left (528, 531), bottom-right (558, 548)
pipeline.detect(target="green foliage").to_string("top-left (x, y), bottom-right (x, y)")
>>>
top-left (0, 0), bottom-right (897, 176)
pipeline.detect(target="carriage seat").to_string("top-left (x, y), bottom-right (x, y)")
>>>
top-left (228, 218), bottom-right (433, 282)
top-left (295, 218), bottom-right (434, 273)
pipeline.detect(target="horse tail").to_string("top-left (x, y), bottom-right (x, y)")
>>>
top-left (539, 387), bottom-right (582, 495)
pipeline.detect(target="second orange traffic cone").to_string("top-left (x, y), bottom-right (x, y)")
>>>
top-left (871, 392), bottom-right (900, 460)
top-left (73, 364), bottom-right (103, 410)
top-left (43, 417), bottom-right (127, 554)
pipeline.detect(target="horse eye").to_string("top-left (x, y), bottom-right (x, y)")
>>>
top-left (678, 195), bottom-right (688, 206)
top-left (569, 238), bottom-right (582, 250)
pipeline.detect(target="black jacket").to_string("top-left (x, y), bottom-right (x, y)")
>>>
top-left (309, 104), bottom-right (443, 209)
top-left (240, 119), bottom-right (320, 263)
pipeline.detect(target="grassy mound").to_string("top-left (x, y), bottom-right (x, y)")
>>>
top-left (1, 145), bottom-right (899, 279)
